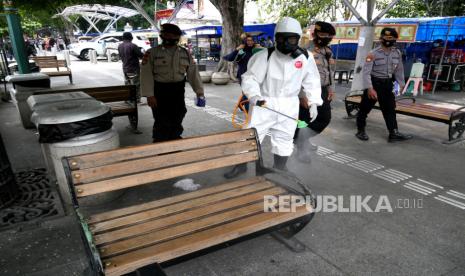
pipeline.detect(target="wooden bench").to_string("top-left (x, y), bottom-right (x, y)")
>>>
top-left (33, 85), bottom-right (140, 133)
top-left (32, 56), bottom-right (73, 84)
top-left (62, 129), bottom-right (315, 275)
top-left (344, 91), bottom-right (465, 143)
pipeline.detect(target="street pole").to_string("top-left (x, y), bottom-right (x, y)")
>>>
top-left (431, 17), bottom-right (453, 95)
top-left (3, 0), bottom-right (30, 74)
top-left (342, 0), bottom-right (401, 92)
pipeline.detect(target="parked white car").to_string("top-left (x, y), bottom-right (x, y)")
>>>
top-left (68, 32), bottom-right (151, 60)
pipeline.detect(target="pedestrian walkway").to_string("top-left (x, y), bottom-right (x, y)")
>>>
top-left (0, 60), bottom-right (464, 275)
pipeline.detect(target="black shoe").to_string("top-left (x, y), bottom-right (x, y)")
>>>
top-left (224, 163), bottom-right (247, 179)
top-left (355, 130), bottom-right (369, 141)
top-left (273, 154), bottom-right (289, 171)
top-left (388, 129), bottom-right (412, 142)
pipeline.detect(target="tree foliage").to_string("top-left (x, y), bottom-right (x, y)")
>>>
top-left (377, 0), bottom-right (465, 17)
top-left (0, 0), bottom-right (166, 37)
top-left (263, 0), bottom-right (364, 27)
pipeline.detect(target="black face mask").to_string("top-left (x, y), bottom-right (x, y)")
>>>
top-left (276, 40), bottom-right (298, 54)
top-left (381, 39), bottom-right (396, 47)
top-left (162, 38), bottom-right (179, 46)
top-left (276, 34), bottom-right (299, 55)
top-left (314, 36), bottom-right (332, 47)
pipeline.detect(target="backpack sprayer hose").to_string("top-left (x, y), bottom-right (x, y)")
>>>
top-left (232, 95), bottom-right (250, 129)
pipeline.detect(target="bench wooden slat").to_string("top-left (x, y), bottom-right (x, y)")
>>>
top-left (33, 56), bottom-right (72, 83)
top-left (347, 96), bottom-right (457, 114)
top-left (68, 129), bottom-right (256, 170)
top-left (91, 180), bottom-right (274, 233)
top-left (86, 94), bottom-right (131, 102)
top-left (103, 206), bottom-right (310, 276)
top-left (73, 140), bottom-right (257, 185)
top-left (99, 201), bottom-right (274, 258)
top-left (93, 186), bottom-right (285, 245)
top-left (397, 102), bottom-right (456, 113)
top-left (105, 102), bottom-right (134, 108)
top-left (346, 96), bottom-right (455, 120)
top-left (74, 151), bottom-right (258, 197)
top-left (88, 176), bottom-right (265, 224)
top-left (396, 106), bottom-right (452, 120)
top-left (111, 108), bottom-right (137, 115)
top-left (32, 86), bottom-right (132, 96)
top-left (44, 71), bottom-right (71, 76)
top-left (85, 90), bottom-right (130, 99)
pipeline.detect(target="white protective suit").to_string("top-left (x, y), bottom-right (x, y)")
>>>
top-left (241, 18), bottom-right (322, 157)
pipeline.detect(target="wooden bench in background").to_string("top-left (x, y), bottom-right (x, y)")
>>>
top-left (32, 56), bottom-right (73, 84)
top-left (33, 85), bottom-right (140, 133)
top-left (62, 129), bottom-right (315, 275)
top-left (344, 91), bottom-right (465, 143)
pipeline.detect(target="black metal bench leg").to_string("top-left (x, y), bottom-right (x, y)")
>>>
top-left (344, 101), bottom-right (360, 118)
top-left (270, 214), bottom-right (314, 253)
top-left (69, 74), bottom-right (73, 84)
top-left (271, 231), bottom-right (307, 253)
top-left (446, 115), bottom-right (465, 144)
top-left (128, 113), bottom-right (142, 134)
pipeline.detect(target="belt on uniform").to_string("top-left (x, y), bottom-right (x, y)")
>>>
top-left (371, 76), bottom-right (393, 82)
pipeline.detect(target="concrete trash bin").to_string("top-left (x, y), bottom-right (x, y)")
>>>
top-left (6, 73), bottom-right (50, 129)
top-left (199, 71), bottom-right (213, 83)
top-left (31, 98), bottom-right (119, 207)
top-left (211, 72), bottom-right (230, 85)
top-left (28, 92), bottom-right (94, 175)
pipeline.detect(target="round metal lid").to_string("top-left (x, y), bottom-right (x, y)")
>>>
top-left (5, 73), bottom-right (49, 82)
top-left (27, 92), bottom-right (92, 111)
top-left (31, 99), bottom-right (110, 125)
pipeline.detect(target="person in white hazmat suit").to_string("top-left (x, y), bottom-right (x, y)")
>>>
top-left (224, 17), bottom-right (322, 179)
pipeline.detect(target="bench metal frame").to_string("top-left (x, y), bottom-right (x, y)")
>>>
top-left (344, 91), bottom-right (465, 143)
top-left (62, 129), bottom-right (315, 275)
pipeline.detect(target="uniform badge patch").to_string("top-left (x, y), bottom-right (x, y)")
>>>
top-left (366, 53), bottom-right (374, 62)
top-left (295, 60), bottom-right (303, 69)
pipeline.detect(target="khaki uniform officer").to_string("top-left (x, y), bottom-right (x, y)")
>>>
top-left (356, 27), bottom-right (412, 142)
top-left (295, 21), bottom-right (336, 163)
top-left (140, 23), bottom-right (205, 142)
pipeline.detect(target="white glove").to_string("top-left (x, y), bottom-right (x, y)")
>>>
top-left (309, 104), bottom-right (318, 122)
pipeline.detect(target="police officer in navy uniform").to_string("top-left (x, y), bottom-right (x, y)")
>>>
top-left (356, 27), bottom-right (412, 142)
top-left (140, 23), bottom-right (205, 142)
top-left (295, 21), bottom-right (336, 162)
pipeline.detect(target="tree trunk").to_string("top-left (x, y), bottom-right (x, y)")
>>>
top-left (210, 0), bottom-right (245, 72)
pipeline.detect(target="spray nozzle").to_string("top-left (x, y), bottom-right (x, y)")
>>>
top-left (297, 120), bottom-right (308, 129)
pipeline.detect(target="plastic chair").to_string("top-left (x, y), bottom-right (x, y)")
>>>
top-left (402, 62), bottom-right (425, 96)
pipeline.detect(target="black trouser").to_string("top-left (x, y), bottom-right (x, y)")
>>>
top-left (356, 77), bottom-right (398, 132)
top-left (151, 81), bottom-right (187, 142)
top-left (295, 86), bottom-right (332, 139)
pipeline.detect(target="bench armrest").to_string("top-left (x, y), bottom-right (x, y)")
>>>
top-left (258, 165), bottom-right (314, 201)
top-left (451, 106), bottom-right (465, 119)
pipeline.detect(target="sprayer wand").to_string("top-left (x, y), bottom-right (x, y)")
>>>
top-left (258, 105), bottom-right (309, 129)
